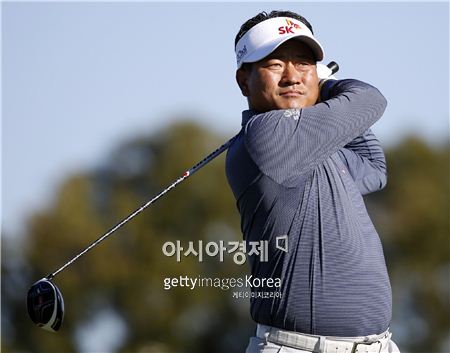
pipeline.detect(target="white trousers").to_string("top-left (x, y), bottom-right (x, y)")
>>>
top-left (245, 325), bottom-right (401, 353)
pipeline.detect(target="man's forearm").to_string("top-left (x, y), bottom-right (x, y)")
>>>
top-left (339, 129), bottom-right (387, 195)
top-left (344, 129), bottom-right (387, 173)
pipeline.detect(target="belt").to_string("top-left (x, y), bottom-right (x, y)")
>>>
top-left (257, 324), bottom-right (392, 353)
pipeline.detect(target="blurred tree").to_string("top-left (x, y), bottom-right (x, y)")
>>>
top-left (366, 137), bottom-right (450, 353)
top-left (1, 124), bottom-right (449, 353)
top-left (2, 122), bottom-right (252, 353)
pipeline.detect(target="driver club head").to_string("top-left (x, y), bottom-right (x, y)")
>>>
top-left (27, 278), bottom-right (64, 332)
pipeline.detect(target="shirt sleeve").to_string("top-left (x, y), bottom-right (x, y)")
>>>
top-left (338, 129), bottom-right (387, 195)
top-left (243, 79), bottom-right (387, 186)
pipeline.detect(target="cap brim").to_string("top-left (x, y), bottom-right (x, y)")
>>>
top-left (242, 35), bottom-right (324, 65)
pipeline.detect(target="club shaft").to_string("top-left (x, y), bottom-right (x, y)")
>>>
top-left (47, 135), bottom-right (237, 280)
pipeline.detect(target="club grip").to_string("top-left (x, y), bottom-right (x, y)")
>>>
top-left (327, 61), bottom-right (339, 75)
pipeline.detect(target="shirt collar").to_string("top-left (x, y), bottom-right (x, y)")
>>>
top-left (241, 109), bottom-right (259, 127)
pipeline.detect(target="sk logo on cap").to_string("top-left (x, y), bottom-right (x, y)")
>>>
top-left (279, 19), bottom-right (302, 35)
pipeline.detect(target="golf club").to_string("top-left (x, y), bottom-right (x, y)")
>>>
top-left (26, 61), bottom-right (339, 332)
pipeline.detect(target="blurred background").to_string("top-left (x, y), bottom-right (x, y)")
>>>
top-left (2, 2), bottom-right (449, 353)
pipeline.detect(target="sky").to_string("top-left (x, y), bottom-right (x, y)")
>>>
top-left (2, 2), bottom-right (449, 238)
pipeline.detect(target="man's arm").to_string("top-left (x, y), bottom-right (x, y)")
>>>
top-left (338, 129), bottom-right (387, 195)
top-left (243, 79), bottom-right (388, 186)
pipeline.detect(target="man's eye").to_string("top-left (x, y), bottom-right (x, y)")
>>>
top-left (267, 62), bottom-right (283, 68)
top-left (296, 61), bottom-right (313, 67)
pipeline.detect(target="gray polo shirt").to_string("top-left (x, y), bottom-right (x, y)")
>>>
top-left (225, 79), bottom-right (391, 336)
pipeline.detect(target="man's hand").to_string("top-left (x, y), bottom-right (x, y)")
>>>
top-left (317, 63), bottom-right (337, 81)
top-left (317, 63), bottom-right (337, 101)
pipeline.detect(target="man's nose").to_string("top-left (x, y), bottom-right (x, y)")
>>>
top-left (280, 62), bottom-right (302, 86)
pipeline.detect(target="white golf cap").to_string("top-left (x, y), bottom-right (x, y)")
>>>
top-left (235, 17), bottom-right (324, 68)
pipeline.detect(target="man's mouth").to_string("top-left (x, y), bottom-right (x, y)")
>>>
top-left (279, 90), bottom-right (304, 97)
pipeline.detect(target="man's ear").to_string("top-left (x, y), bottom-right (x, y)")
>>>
top-left (236, 67), bottom-right (250, 97)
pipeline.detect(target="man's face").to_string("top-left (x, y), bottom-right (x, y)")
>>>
top-left (236, 39), bottom-right (320, 112)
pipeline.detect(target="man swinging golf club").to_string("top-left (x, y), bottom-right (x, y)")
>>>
top-left (25, 9), bottom-right (400, 351)
top-left (226, 10), bottom-right (401, 353)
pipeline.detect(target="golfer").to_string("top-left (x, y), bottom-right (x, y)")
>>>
top-left (226, 10), bottom-right (400, 353)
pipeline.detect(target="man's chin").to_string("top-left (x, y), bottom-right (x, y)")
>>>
top-left (276, 98), bottom-right (317, 110)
